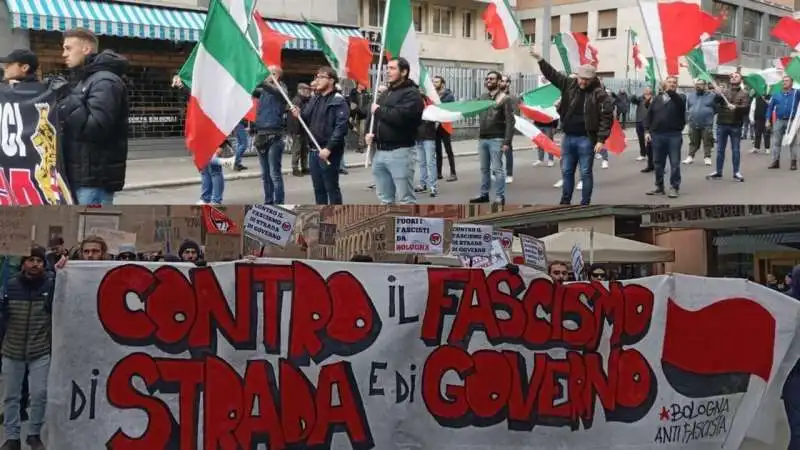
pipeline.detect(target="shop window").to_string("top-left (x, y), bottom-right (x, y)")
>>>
top-left (712, 1), bottom-right (736, 36)
top-left (570, 12), bottom-right (588, 36)
top-left (413, 3), bottom-right (426, 33)
top-left (597, 9), bottom-right (618, 39)
top-left (521, 18), bottom-right (535, 45)
top-left (368, 0), bottom-right (387, 27)
top-left (462, 10), bottom-right (475, 38)
top-left (432, 6), bottom-right (453, 35)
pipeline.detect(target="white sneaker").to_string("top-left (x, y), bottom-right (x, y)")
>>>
top-left (577, 181), bottom-right (584, 190)
top-left (554, 179), bottom-right (564, 188)
top-left (196, 200), bottom-right (208, 205)
top-left (704, 157), bottom-right (712, 166)
top-left (491, 174), bottom-right (496, 181)
top-left (636, 156), bottom-right (645, 161)
top-left (601, 160), bottom-right (609, 169)
top-left (547, 160), bottom-right (555, 167)
top-left (219, 157), bottom-right (235, 170)
top-left (506, 176), bottom-right (513, 184)
top-left (749, 148), bottom-right (759, 153)
top-left (532, 160), bottom-right (543, 167)
top-left (682, 156), bottom-right (694, 165)
top-left (595, 153), bottom-right (602, 160)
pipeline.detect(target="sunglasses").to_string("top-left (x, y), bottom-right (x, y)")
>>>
top-left (591, 272), bottom-right (606, 278)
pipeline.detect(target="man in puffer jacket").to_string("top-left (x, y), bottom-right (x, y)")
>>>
top-left (0, 246), bottom-right (54, 450)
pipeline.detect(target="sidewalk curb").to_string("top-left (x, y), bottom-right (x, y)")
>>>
top-left (123, 135), bottom-right (648, 191)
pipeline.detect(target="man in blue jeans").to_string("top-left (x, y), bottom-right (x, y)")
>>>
top-left (232, 120), bottom-right (250, 171)
top-left (365, 57), bottom-right (424, 205)
top-left (291, 66), bottom-right (350, 205)
top-left (707, 72), bottom-right (750, 182)
top-left (644, 75), bottom-right (686, 198)
top-left (530, 50), bottom-right (613, 205)
top-left (253, 66), bottom-right (288, 204)
top-left (0, 246), bottom-right (53, 450)
top-left (470, 71), bottom-right (515, 205)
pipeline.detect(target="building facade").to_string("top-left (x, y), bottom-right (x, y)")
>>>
top-left (516, 0), bottom-right (795, 85)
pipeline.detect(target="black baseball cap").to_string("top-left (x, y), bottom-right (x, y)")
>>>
top-left (0, 49), bottom-right (39, 73)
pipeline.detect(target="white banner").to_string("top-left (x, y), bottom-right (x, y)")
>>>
top-left (243, 205), bottom-right (297, 248)
top-left (450, 224), bottom-right (493, 256)
top-left (394, 216), bottom-right (444, 254)
top-left (493, 229), bottom-right (514, 249)
top-left (49, 261), bottom-right (800, 450)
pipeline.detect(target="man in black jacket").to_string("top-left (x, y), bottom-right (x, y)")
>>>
top-left (644, 75), bottom-right (686, 198)
top-left (347, 83), bottom-right (370, 153)
top-left (57, 28), bottom-right (129, 206)
top-left (365, 57), bottom-right (424, 205)
top-left (291, 66), bottom-right (350, 205)
top-left (530, 50), bottom-right (614, 205)
top-left (289, 83), bottom-right (312, 176)
top-left (630, 87), bottom-right (654, 172)
top-left (751, 93), bottom-right (771, 154)
top-left (433, 76), bottom-right (457, 181)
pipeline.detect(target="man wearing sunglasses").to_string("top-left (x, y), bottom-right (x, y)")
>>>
top-left (588, 264), bottom-right (607, 281)
top-left (529, 49), bottom-right (614, 206)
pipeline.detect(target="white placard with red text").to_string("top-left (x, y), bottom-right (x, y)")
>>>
top-left (394, 216), bottom-right (445, 254)
top-left (49, 261), bottom-right (800, 450)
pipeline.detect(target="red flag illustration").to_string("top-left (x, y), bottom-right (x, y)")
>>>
top-left (202, 205), bottom-right (240, 235)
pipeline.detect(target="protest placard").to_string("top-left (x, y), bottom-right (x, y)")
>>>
top-left (459, 240), bottom-right (509, 269)
top-left (394, 216), bottom-right (445, 254)
top-left (519, 233), bottom-right (547, 271)
top-left (450, 224), bottom-right (493, 256)
top-left (88, 228), bottom-right (137, 255)
top-left (49, 261), bottom-right (800, 449)
top-left (493, 229), bottom-right (514, 249)
top-left (243, 205), bottom-right (297, 248)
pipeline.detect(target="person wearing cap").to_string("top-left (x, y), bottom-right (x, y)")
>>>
top-left (57, 28), bottom-right (130, 206)
top-left (644, 75), bottom-right (686, 198)
top-left (289, 66), bottom-right (350, 205)
top-left (289, 82), bottom-right (312, 177)
top-left (0, 49), bottom-right (40, 86)
top-left (529, 49), bottom-right (614, 205)
top-left (116, 244), bottom-right (137, 261)
top-left (0, 246), bottom-right (54, 450)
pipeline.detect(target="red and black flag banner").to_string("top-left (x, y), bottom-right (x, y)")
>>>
top-left (202, 205), bottom-right (240, 235)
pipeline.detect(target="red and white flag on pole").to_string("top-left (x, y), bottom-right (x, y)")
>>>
top-left (482, 0), bottom-right (521, 49)
top-left (637, 0), bottom-right (722, 78)
top-left (771, 17), bottom-right (800, 51)
top-left (514, 115), bottom-right (561, 157)
top-left (631, 30), bottom-right (647, 70)
top-left (244, 14), bottom-right (293, 122)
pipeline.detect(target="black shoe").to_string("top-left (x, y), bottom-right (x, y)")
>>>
top-left (437, 175), bottom-right (443, 180)
top-left (430, 190), bottom-right (438, 198)
top-left (26, 436), bottom-right (44, 450)
top-left (0, 440), bottom-right (21, 450)
top-left (234, 164), bottom-right (247, 171)
top-left (646, 188), bottom-right (665, 196)
top-left (469, 195), bottom-right (490, 204)
top-left (706, 172), bottom-right (722, 180)
top-left (292, 169), bottom-right (303, 177)
top-left (768, 161), bottom-right (780, 169)
top-left (641, 167), bottom-right (654, 173)
top-left (301, 168), bottom-right (310, 175)
top-left (339, 169), bottom-right (349, 175)
top-left (792, 160), bottom-right (797, 171)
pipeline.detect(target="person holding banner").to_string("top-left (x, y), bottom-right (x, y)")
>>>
top-left (289, 67), bottom-right (350, 205)
top-left (252, 67), bottom-right (289, 205)
top-left (0, 246), bottom-right (53, 450)
top-left (58, 28), bottom-right (129, 206)
top-left (365, 58), bottom-right (424, 205)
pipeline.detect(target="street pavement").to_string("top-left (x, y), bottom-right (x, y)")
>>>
top-left (117, 130), bottom-right (799, 205)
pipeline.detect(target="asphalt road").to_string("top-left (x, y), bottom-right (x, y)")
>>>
top-left (116, 141), bottom-right (799, 205)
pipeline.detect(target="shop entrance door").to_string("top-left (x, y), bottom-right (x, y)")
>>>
top-left (754, 251), bottom-right (800, 283)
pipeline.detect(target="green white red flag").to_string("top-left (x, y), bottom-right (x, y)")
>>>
top-left (520, 83), bottom-right (560, 124)
top-left (631, 30), bottom-right (647, 70)
top-left (482, 0), bottom-right (522, 49)
top-left (553, 32), bottom-right (598, 73)
top-left (771, 16), bottom-right (800, 51)
top-left (306, 20), bottom-right (373, 88)
top-left (422, 100), bottom-right (494, 123)
top-left (514, 115), bottom-right (560, 157)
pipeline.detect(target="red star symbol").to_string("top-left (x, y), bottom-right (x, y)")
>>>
top-left (659, 406), bottom-right (670, 421)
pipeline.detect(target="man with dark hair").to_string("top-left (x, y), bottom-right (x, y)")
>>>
top-left (432, 75), bottom-right (457, 181)
top-left (645, 75), bottom-right (686, 198)
top-left (290, 66), bottom-right (349, 205)
top-left (58, 28), bottom-right (129, 206)
top-left (548, 261), bottom-right (569, 283)
top-left (470, 70), bottom-right (515, 205)
top-left (253, 66), bottom-right (289, 204)
top-left (365, 57), bottom-right (425, 204)
top-left (0, 50), bottom-right (39, 85)
top-left (289, 83), bottom-right (312, 176)
top-left (530, 49), bottom-right (614, 205)
top-left (498, 74), bottom-right (518, 184)
top-left (708, 71), bottom-right (750, 182)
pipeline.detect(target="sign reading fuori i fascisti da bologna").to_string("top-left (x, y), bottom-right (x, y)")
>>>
top-left (49, 261), bottom-right (800, 449)
top-left (0, 83), bottom-right (73, 205)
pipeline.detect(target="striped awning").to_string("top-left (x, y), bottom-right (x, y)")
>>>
top-left (3, 0), bottom-right (362, 48)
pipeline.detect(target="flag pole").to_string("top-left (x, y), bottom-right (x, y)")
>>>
top-left (683, 56), bottom-right (734, 107)
top-left (635, 0), bottom-right (665, 84)
top-left (365, 0), bottom-right (392, 168)
top-left (625, 28), bottom-right (631, 88)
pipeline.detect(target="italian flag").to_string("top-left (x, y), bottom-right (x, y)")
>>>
top-left (520, 83), bottom-right (560, 123)
top-left (422, 100), bottom-right (494, 123)
top-left (638, 0), bottom-right (722, 78)
top-left (645, 57), bottom-right (656, 91)
top-left (744, 68), bottom-right (789, 96)
top-left (306, 20), bottom-right (373, 88)
top-left (771, 16), bottom-right (800, 51)
top-left (383, 0), bottom-right (439, 104)
top-left (685, 40), bottom-right (737, 79)
top-left (182, 0), bottom-right (269, 169)
top-left (553, 32), bottom-right (598, 74)
top-left (482, 0), bottom-right (522, 50)
top-left (514, 115), bottom-right (560, 157)
top-left (243, 13), bottom-right (293, 121)
top-left (631, 30), bottom-right (646, 70)
top-left (775, 56), bottom-right (794, 70)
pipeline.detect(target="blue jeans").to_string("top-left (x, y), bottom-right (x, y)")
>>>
top-left (478, 138), bottom-right (505, 199)
top-left (652, 132), bottom-right (682, 191)
top-left (560, 134), bottom-right (594, 205)
top-left (257, 137), bottom-right (285, 204)
top-left (372, 147), bottom-right (416, 204)
top-left (505, 145), bottom-right (514, 176)
top-left (715, 124), bottom-right (742, 175)
top-left (3, 355), bottom-right (49, 440)
top-left (784, 361), bottom-right (800, 450)
top-left (309, 151), bottom-right (342, 205)
top-left (75, 187), bottom-right (114, 205)
top-left (537, 126), bottom-right (555, 161)
top-left (233, 122), bottom-right (249, 166)
top-left (200, 157), bottom-right (224, 203)
top-left (416, 140), bottom-right (438, 192)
